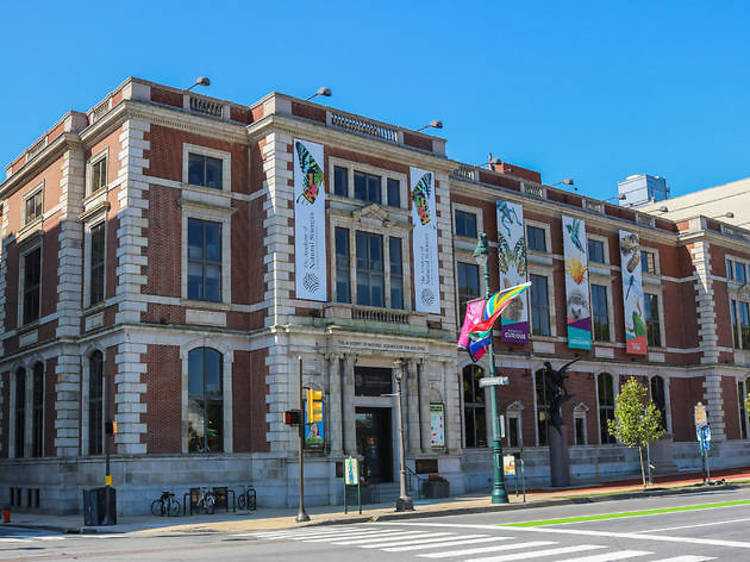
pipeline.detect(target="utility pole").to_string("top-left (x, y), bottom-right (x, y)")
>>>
top-left (474, 233), bottom-right (509, 504)
top-left (296, 356), bottom-right (310, 522)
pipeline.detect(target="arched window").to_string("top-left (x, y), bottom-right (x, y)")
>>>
top-left (14, 368), bottom-right (26, 458)
top-left (650, 375), bottom-right (667, 431)
top-left (535, 369), bottom-right (553, 446)
top-left (32, 362), bottom-right (44, 457)
top-left (188, 348), bottom-right (223, 453)
top-left (597, 373), bottom-right (616, 444)
top-left (88, 351), bottom-right (104, 455)
top-left (462, 365), bottom-right (486, 448)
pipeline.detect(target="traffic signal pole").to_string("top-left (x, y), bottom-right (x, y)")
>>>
top-left (296, 355), bottom-right (310, 523)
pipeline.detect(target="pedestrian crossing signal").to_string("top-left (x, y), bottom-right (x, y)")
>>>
top-left (306, 389), bottom-right (323, 423)
top-left (284, 409), bottom-right (302, 425)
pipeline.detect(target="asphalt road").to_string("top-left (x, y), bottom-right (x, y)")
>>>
top-left (3, 487), bottom-right (750, 561)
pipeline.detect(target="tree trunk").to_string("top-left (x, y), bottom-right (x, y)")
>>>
top-left (638, 446), bottom-right (646, 488)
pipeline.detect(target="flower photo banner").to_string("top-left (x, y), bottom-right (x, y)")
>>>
top-left (619, 230), bottom-right (647, 355)
top-left (562, 215), bottom-right (592, 349)
top-left (496, 200), bottom-right (529, 344)
top-left (410, 167), bottom-right (441, 314)
top-left (293, 139), bottom-right (327, 301)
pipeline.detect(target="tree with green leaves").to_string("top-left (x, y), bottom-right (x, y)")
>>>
top-left (608, 377), bottom-right (666, 488)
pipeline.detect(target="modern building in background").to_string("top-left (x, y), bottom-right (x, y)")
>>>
top-left (3, 78), bottom-right (750, 515)
top-left (617, 174), bottom-right (669, 207)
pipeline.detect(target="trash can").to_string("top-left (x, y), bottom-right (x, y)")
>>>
top-left (82, 487), bottom-right (117, 526)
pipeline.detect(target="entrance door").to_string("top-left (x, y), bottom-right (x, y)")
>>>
top-left (355, 407), bottom-right (393, 483)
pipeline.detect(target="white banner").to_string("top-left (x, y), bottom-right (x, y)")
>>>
top-left (619, 230), bottom-right (647, 355)
top-left (411, 167), bottom-right (441, 313)
top-left (496, 200), bottom-right (529, 343)
top-left (294, 139), bottom-right (327, 301)
top-left (562, 215), bottom-right (592, 349)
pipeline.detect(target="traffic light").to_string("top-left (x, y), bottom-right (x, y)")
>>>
top-left (284, 409), bottom-right (302, 425)
top-left (306, 389), bottom-right (323, 424)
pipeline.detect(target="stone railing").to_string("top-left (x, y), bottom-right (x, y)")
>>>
top-left (351, 306), bottom-right (410, 325)
top-left (24, 137), bottom-right (48, 163)
top-left (329, 111), bottom-right (399, 143)
top-left (583, 199), bottom-right (604, 214)
top-left (451, 166), bottom-right (477, 181)
top-left (636, 213), bottom-right (656, 228)
top-left (522, 183), bottom-right (547, 199)
top-left (189, 95), bottom-right (224, 118)
top-left (721, 223), bottom-right (750, 241)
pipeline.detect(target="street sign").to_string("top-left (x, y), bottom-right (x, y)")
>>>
top-left (503, 455), bottom-right (516, 476)
top-left (694, 402), bottom-right (708, 428)
top-left (344, 457), bottom-right (359, 486)
top-left (696, 426), bottom-right (711, 452)
top-left (479, 376), bottom-right (510, 388)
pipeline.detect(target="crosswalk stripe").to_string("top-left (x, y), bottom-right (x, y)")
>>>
top-left (555, 551), bottom-right (652, 562)
top-left (383, 536), bottom-right (511, 552)
top-left (467, 544), bottom-right (606, 562)
top-left (654, 554), bottom-right (716, 562)
top-left (357, 532), bottom-right (459, 548)
top-left (330, 531), bottom-right (445, 545)
top-left (303, 530), bottom-right (423, 543)
top-left (418, 540), bottom-right (557, 558)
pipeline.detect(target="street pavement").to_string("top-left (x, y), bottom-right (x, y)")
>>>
top-left (2, 487), bottom-right (750, 560)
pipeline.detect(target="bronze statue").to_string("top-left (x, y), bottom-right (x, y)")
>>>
top-left (543, 357), bottom-right (580, 429)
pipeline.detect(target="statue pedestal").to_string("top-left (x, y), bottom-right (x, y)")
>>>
top-left (548, 424), bottom-right (570, 488)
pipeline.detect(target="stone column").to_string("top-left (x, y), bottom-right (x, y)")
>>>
top-left (406, 360), bottom-right (421, 456)
top-left (443, 360), bottom-right (461, 453)
top-left (342, 354), bottom-right (357, 455)
top-left (327, 353), bottom-right (343, 456)
top-left (419, 361), bottom-right (433, 453)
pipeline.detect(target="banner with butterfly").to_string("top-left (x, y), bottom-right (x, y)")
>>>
top-left (496, 200), bottom-right (529, 344)
top-left (293, 139), bottom-right (327, 301)
top-left (619, 230), bottom-right (647, 355)
top-left (562, 215), bottom-right (592, 349)
top-left (410, 167), bottom-right (441, 314)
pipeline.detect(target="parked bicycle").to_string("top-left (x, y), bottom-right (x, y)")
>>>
top-left (151, 491), bottom-right (181, 517)
top-left (195, 487), bottom-right (216, 514)
top-left (236, 484), bottom-right (257, 511)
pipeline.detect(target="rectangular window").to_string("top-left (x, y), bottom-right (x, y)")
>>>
top-left (526, 225), bottom-right (547, 252)
top-left (641, 251), bottom-right (657, 274)
top-left (740, 302), bottom-right (750, 349)
top-left (25, 191), bottom-right (43, 224)
top-left (457, 262), bottom-right (480, 322)
top-left (737, 262), bottom-right (747, 284)
top-left (23, 248), bottom-right (41, 324)
top-left (334, 166), bottom-right (348, 197)
top-left (536, 371), bottom-right (553, 446)
top-left (188, 153), bottom-right (223, 189)
top-left (644, 293), bottom-right (661, 347)
top-left (354, 171), bottom-right (381, 204)
top-left (187, 218), bottom-right (222, 302)
top-left (32, 364), bottom-right (43, 458)
top-left (739, 380), bottom-right (748, 440)
top-left (389, 237), bottom-right (403, 309)
top-left (588, 239), bottom-right (605, 264)
top-left (91, 157), bottom-right (108, 193)
top-left (89, 223), bottom-right (105, 306)
top-left (530, 274), bottom-right (550, 336)
top-left (455, 210), bottom-right (478, 239)
top-left (507, 415), bottom-right (521, 448)
top-left (732, 300), bottom-right (739, 348)
top-left (387, 178), bottom-right (401, 208)
top-left (335, 227), bottom-right (351, 303)
top-left (14, 370), bottom-right (25, 458)
top-left (574, 416), bottom-right (586, 445)
top-left (591, 284), bottom-right (610, 341)
top-left (598, 374), bottom-right (616, 444)
top-left (463, 367), bottom-right (486, 448)
top-left (728, 259), bottom-right (735, 280)
top-left (355, 231), bottom-right (384, 307)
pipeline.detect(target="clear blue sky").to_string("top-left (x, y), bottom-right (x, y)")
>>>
top-left (2, 1), bottom-right (749, 199)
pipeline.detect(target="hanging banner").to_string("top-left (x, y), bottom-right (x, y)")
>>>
top-left (410, 167), bottom-right (441, 313)
top-left (562, 215), bottom-right (592, 349)
top-left (496, 201), bottom-right (528, 344)
top-left (293, 139), bottom-right (327, 301)
top-left (620, 230), bottom-right (647, 355)
top-left (430, 403), bottom-right (445, 448)
top-left (303, 399), bottom-right (325, 448)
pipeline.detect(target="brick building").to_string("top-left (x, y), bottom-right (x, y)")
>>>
top-left (1, 77), bottom-right (750, 515)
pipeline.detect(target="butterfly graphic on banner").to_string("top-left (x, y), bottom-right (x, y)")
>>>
top-left (295, 141), bottom-right (323, 205)
top-left (497, 236), bottom-right (527, 276)
top-left (412, 172), bottom-right (433, 226)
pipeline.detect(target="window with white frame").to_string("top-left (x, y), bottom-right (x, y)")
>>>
top-left (457, 262), bottom-right (480, 322)
top-left (182, 144), bottom-right (231, 191)
top-left (535, 369), bottom-right (553, 446)
top-left (14, 368), bottom-right (26, 458)
top-left (641, 250), bottom-right (657, 274)
top-left (644, 292), bottom-right (662, 347)
top-left (187, 347), bottom-right (223, 453)
top-left (463, 365), bottom-right (486, 448)
top-left (727, 258), bottom-right (748, 284)
top-left (739, 377), bottom-right (750, 439)
top-left (587, 238), bottom-right (606, 264)
top-left (24, 188), bottom-right (43, 225)
top-left (529, 274), bottom-right (550, 336)
top-left (88, 351), bottom-right (104, 456)
top-left (650, 375), bottom-right (668, 431)
top-left (31, 362), bottom-right (44, 458)
top-left (89, 221), bottom-right (106, 307)
top-left (730, 299), bottom-right (750, 349)
top-left (335, 227), bottom-right (351, 303)
top-left (573, 402), bottom-right (589, 445)
top-left (20, 246), bottom-right (41, 325)
top-left (504, 400), bottom-right (523, 449)
top-left (87, 150), bottom-right (108, 195)
top-left (455, 210), bottom-right (478, 239)
top-left (526, 225), bottom-right (547, 252)
top-left (597, 373), bottom-right (616, 444)
top-left (591, 284), bottom-right (610, 341)
top-left (187, 218), bottom-right (222, 302)
top-left (329, 160), bottom-right (405, 209)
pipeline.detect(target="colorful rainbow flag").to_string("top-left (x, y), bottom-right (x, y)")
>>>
top-left (458, 281), bottom-right (532, 362)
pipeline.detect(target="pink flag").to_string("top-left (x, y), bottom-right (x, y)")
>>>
top-left (458, 298), bottom-right (486, 350)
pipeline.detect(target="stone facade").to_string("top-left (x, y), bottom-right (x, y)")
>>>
top-left (1, 77), bottom-right (750, 515)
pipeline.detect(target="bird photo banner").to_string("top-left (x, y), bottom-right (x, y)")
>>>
top-left (293, 139), bottom-right (327, 301)
top-left (562, 215), bottom-right (592, 349)
top-left (410, 167), bottom-right (441, 314)
top-left (496, 200), bottom-right (529, 344)
top-left (619, 230), bottom-right (647, 355)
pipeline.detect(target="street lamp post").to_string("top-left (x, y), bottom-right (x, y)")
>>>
top-left (393, 359), bottom-right (414, 512)
top-left (473, 233), bottom-right (509, 504)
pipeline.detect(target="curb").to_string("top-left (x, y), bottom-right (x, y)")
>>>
top-left (6, 482), bottom-right (741, 534)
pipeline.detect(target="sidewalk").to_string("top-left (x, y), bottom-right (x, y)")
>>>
top-left (5, 466), bottom-right (750, 535)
